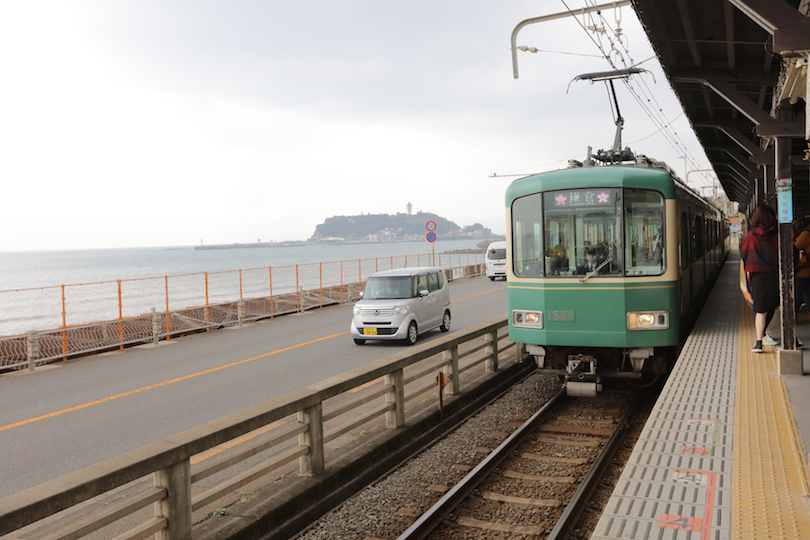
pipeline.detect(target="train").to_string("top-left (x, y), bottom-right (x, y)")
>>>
top-left (505, 150), bottom-right (729, 396)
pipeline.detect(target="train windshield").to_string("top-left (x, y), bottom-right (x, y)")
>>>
top-left (511, 188), bottom-right (665, 278)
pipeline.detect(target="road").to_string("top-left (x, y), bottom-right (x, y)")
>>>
top-left (0, 276), bottom-right (507, 499)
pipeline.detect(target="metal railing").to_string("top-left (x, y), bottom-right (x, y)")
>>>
top-left (0, 316), bottom-right (513, 540)
top-left (0, 252), bottom-right (484, 371)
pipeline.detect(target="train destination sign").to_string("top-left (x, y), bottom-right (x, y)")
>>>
top-left (552, 189), bottom-right (618, 207)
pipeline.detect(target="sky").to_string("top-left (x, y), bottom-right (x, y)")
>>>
top-left (0, 1), bottom-right (719, 252)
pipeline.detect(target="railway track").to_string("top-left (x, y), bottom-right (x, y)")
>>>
top-left (396, 387), bottom-right (647, 540)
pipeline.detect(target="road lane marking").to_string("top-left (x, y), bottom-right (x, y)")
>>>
top-left (190, 421), bottom-right (286, 464)
top-left (349, 377), bottom-right (383, 392)
top-left (452, 285), bottom-right (506, 303)
top-left (1, 284), bottom-right (506, 433)
top-left (0, 331), bottom-right (349, 433)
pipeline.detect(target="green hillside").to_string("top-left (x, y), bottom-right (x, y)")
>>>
top-left (311, 212), bottom-right (463, 241)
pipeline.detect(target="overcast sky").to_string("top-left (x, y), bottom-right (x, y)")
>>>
top-left (0, 1), bottom-right (716, 252)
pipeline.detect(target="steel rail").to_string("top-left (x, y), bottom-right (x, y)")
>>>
top-left (395, 388), bottom-right (569, 540)
top-left (547, 390), bottom-right (646, 540)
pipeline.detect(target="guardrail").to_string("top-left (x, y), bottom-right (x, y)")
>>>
top-left (0, 316), bottom-right (514, 540)
top-left (0, 254), bottom-right (485, 371)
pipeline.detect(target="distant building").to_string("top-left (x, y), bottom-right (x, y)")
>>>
top-left (407, 202), bottom-right (412, 215)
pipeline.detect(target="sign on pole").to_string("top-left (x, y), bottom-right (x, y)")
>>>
top-left (426, 222), bottom-right (437, 265)
top-left (777, 178), bottom-right (793, 223)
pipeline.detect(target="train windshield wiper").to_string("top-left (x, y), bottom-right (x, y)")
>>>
top-left (580, 258), bottom-right (612, 282)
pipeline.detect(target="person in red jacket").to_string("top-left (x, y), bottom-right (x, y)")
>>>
top-left (740, 204), bottom-right (779, 352)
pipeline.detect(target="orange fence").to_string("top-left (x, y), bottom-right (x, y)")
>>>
top-left (0, 252), bottom-right (485, 371)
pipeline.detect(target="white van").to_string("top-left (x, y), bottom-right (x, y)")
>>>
top-left (350, 267), bottom-right (451, 346)
top-left (485, 241), bottom-right (507, 280)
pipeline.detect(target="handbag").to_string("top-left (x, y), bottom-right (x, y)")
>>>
top-left (739, 259), bottom-right (754, 309)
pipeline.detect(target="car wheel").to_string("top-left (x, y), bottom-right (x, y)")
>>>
top-left (489, 277), bottom-right (495, 281)
top-left (354, 339), bottom-right (366, 345)
top-left (439, 310), bottom-right (451, 332)
top-left (404, 321), bottom-right (418, 346)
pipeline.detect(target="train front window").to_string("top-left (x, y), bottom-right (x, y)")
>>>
top-left (624, 190), bottom-right (665, 275)
top-left (512, 193), bottom-right (545, 277)
top-left (543, 188), bottom-right (623, 277)
top-left (511, 187), bottom-right (665, 278)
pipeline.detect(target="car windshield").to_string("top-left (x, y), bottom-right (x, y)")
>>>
top-left (488, 249), bottom-right (506, 259)
top-left (363, 276), bottom-right (414, 299)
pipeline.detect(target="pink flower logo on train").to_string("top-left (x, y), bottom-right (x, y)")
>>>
top-left (597, 191), bottom-right (610, 204)
top-left (555, 194), bottom-right (568, 206)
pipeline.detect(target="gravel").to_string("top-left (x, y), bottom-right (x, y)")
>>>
top-left (295, 371), bottom-right (562, 540)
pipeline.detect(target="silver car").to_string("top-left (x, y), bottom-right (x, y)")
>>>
top-left (350, 267), bottom-right (451, 345)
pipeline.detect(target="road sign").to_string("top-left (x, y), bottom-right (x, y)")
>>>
top-left (426, 232), bottom-right (436, 242)
top-left (426, 221), bottom-right (437, 231)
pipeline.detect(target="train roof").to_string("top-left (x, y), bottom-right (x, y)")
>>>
top-left (505, 163), bottom-right (678, 202)
top-left (505, 161), bottom-right (726, 218)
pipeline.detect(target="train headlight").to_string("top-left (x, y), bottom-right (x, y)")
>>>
top-left (512, 310), bottom-right (543, 328)
top-left (627, 311), bottom-right (669, 330)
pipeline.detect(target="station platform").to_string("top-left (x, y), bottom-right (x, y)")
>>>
top-left (592, 251), bottom-right (810, 539)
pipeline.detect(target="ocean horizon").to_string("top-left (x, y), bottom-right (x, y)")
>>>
top-left (0, 238), bottom-right (491, 335)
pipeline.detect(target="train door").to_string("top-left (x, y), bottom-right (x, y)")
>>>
top-left (693, 214), bottom-right (705, 294)
top-left (680, 210), bottom-right (692, 317)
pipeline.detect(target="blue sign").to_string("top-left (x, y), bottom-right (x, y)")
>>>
top-left (777, 178), bottom-right (793, 224)
top-left (426, 232), bottom-right (436, 242)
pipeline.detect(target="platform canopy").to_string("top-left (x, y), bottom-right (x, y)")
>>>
top-left (631, 0), bottom-right (810, 214)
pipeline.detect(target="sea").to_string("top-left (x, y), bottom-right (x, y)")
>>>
top-left (0, 239), bottom-right (488, 336)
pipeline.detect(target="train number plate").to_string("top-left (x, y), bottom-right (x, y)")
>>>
top-left (549, 310), bottom-right (575, 322)
top-left (363, 327), bottom-right (378, 336)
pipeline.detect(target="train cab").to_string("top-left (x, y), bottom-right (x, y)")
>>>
top-left (505, 158), bottom-right (726, 396)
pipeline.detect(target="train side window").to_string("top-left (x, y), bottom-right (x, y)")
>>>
top-left (511, 193), bottom-right (544, 277)
top-left (693, 215), bottom-right (704, 258)
top-left (624, 189), bottom-right (665, 276)
top-left (680, 213), bottom-right (690, 268)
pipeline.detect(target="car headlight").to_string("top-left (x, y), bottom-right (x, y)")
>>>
top-left (512, 310), bottom-right (543, 328)
top-left (627, 311), bottom-right (669, 330)
top-left (394, 305), bottom-right (410, 315)
top-left (353, 305), bottom-right (362, 315)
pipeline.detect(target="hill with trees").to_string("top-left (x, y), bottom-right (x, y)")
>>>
top-left (310, 212), bottom-right (491, 242)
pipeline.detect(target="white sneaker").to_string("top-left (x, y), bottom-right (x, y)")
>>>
top-left (762, 335), bottom-right (778, 346)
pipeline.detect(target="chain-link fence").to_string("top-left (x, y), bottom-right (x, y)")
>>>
top-left (0, 251), bottom-right (484, 371)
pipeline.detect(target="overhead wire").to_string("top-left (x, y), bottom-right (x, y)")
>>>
top-left (592, 1), bottom-right (717, 187)
top-left (561, 0), bottom-right (717, 187)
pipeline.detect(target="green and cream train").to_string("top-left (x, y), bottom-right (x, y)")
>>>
top-left (506, 155), bottom-right (729, 396)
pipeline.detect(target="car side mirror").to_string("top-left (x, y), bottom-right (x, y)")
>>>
top-left (419, 289), bottom-right (429, 297)
top-left (359, 291), bottom-right (364, 298)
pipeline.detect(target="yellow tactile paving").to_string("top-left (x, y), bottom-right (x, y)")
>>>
top-left (734, 298), bottom-right (810, 539)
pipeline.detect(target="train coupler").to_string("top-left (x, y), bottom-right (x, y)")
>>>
top-left (565, 380), bottom-right (603, 397)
